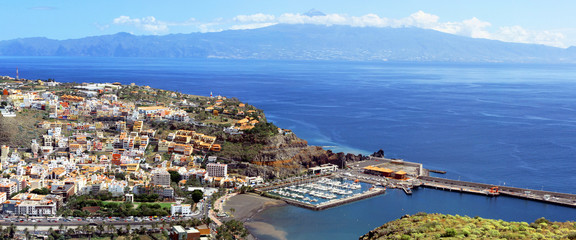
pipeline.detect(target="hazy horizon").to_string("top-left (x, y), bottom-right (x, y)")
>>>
top-left (1, 0), bottom-right (575, 48)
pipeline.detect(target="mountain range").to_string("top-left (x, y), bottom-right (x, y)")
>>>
top-left (1, 24), bottom-right (575, 63)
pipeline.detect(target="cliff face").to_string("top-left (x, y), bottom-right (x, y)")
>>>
top-left (236, 133), bottom-right (368, 178)
top-left (252, 133), bottom-right (309, 168)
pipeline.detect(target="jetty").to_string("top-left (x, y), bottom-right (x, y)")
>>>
top-left (401, 186), bottom-right (413, 195)
top-left (419, 176), bottom-right (576, 207)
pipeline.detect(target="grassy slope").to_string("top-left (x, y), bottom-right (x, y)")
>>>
top-left (0, 108), bottom-right (45, 148)
top-left (360, 213), bottom-right (576, 240)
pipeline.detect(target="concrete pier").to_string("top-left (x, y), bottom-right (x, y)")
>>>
top-left (419, 176), bottom-right (576, 207)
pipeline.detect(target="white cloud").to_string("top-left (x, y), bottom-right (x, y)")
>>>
top-left (112, 16), bottom-right (197, 34)
top-left (113, 16), bottom-right (168, 34)
top-left (493, 26), bottom-right (565, 47)
top-left (234, 13), bottom-right (275, 23)
top-left (229, 23), bottom-right (277, 30)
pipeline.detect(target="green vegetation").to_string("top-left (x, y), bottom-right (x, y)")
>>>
top-left (9, 186), bottom-right (30, 198)
top-left (0, 109), bottom-right (44, 148)
top-left (31, 187), bottom-right (51, 195)
top-left (215, 219), bottom-right (249, 240)
top-left (59, 194), bottom-right (170, 217)
top-left (168, 170), bottom-right (182, 183)
top-left (245, 122), bottom-right (279, 138)
top-left (360, 213), bottom-right (576, 240)
top-left (133, 193), bottom-right (161, 202)
top-left (216, 141), bottom-right (263, 162)
top-left (191, 190), bottom-right (204, 203)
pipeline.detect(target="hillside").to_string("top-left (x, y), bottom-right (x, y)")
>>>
top-left (0, 79), bottom-right (366, 179)
top-left (1, 24), bottom-right (575, 63)
top-left (360, 213), bottom-right (576, 239)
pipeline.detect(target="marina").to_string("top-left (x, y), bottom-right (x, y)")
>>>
top-left (257, 177), bottom-right (386, 210)
top-left (255, 156), bottom-right (576, 212)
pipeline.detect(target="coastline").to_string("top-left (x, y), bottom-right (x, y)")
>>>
top-left (223, 193), bottom-right (287, 240)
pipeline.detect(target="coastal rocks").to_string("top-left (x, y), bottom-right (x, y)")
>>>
top-left (291, 147), bottom-right (368, 169)
top-left (371, 149), bottom-right (385, 158)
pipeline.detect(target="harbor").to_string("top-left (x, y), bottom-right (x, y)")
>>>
top-left (253, 156), bottom-right (576, 212)
top-left (257, 177), bottom-right (386, 211)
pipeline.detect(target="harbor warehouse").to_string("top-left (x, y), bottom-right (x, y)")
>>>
top-left (363, 166), bottom-right (393, 177)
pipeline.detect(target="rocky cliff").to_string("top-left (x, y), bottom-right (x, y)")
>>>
top-left (231, 132), bottom-right (369, 178)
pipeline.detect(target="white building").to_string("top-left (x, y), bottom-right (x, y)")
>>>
top-left (206, 163), bottom-right (227, 178)
top-left (170, 203), bottom-right (192, 216)
top-left (308, 163), bottom-right (339, 174)
top-left (15, 200), bottom-right (57, 216)
top-left (0, 180), bottom-right (17, 196)
top-left (108, 181), bottom-right (128, 196)
top-left (151, 168), bottom-right (171, 186)
top-left (246, 176), bottom-right (264, 185)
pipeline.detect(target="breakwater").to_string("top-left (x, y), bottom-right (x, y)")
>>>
top-left (419, 176), bottom-right (576, 207)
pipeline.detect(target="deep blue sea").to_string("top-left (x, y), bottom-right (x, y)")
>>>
top-left (1, 57), bottom-right (576, 239)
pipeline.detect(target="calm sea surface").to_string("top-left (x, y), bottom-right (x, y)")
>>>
top-left (1, 57), bottom-right (576, 239)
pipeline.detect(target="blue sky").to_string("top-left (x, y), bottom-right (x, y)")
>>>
top-left (1, 0), bottom-right (575, 47)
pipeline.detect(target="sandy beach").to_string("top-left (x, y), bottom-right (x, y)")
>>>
top-left (223, 193), bottom-right (286, 221)
top-left (223, 193), bottom-right (287, 240)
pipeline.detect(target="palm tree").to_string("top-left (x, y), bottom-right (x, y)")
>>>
top-left (202, 217), bottom-right (212, 225)
top-left (8, 223), bottom-right (16, 239)
top-left (130, 231), bottom-right (140, 240)
top-left (86, 225), bottom-right (95, 238)
top-left (97, 223), bottom-right (105, 236)
top-left (106, 223), bottom-right (116, 235)
top-left (23, 228), bottom-right (30, 240)
top-left (67, 227), bottom-right (76, 237)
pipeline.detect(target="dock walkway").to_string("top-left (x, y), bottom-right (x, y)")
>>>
top-left (419, 176), bottom-right (576, 207)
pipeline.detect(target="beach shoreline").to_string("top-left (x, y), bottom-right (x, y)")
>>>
top-left (223, 193), bottom-right (286, 221)
top-left (223, 193), bottom-right (288, 240)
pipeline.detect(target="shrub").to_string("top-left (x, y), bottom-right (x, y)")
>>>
top-left (534, 217), bottom-right (550, 225)
top-left (566, 232), bottom-right (576, 240)
top-left (414, 212), bottom-right (427, 217)
top-left (441, 228), bottom-right (456, 237)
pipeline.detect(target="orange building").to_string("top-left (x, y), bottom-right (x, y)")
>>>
top-left (60, 95), bottom-right (85, 102)
top-left (363, 166), bottom-right (394, 177)
top-left (394, 171), bottom-right (407, 180)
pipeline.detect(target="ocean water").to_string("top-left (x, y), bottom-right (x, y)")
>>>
top-left (2, 57), bottom-right (576, 238)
